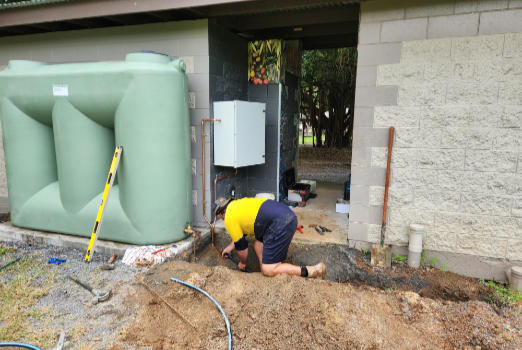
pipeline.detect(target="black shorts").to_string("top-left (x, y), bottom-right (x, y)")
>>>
top-left (260, 206), bottom-right (297, 264)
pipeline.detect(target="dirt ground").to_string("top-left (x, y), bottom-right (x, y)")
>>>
top-left (0, 239), bottom-right (521, 349)
top-left (113, 247), bottom-right (521, 350)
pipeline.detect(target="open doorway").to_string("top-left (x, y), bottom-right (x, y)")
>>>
top-left (293, 48), bottom-right (356, 245)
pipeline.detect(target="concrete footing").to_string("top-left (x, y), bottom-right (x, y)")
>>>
top-left (349, 239), bottom-right (521, 283)
top-left (0, 222), bottom-right (210, 261)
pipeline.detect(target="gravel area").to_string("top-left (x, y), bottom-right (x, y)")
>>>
top-left (0, 240), bottom-right (141, 349)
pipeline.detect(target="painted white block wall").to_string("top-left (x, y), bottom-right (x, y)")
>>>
top-left (374, 33), bottom-right (522, 260)
top-left (351, 0), bottom-right (522, 277)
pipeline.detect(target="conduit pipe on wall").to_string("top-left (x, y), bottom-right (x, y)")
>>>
top-left (200, 118), bottom-right (221, 253)
top-left (201, 118), bottom-right (221, 225)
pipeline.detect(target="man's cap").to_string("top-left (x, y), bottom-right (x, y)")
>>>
top-left (213, 197), bottom-right (231, 215)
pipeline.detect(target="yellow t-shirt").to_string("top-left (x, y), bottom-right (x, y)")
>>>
top-left (224, 197), bottom-right (267, 243)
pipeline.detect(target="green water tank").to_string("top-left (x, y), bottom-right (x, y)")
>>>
top-left (0, 52), bottom-right (192, 244)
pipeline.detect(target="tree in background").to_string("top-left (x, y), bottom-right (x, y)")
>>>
top-left (301, 48), bottom-right (357, 148)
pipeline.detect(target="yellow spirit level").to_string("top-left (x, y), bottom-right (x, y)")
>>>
top-left (84, 146), bottom-right (123, 262)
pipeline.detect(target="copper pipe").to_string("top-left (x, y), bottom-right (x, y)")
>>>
top-left (213, 168), bottom-right (238, 202)
top-left (211, 168), bottom-right (238, 253)
top-left (380, 126), bottom-right (394, 248)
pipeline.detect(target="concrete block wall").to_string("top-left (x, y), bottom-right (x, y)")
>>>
top-left (0, 19), bottom-right (211, 226)
top-left (247, 84), bottom-right (281, 198)
top-left (351, 0), bottom-right (522, 276)
top-left (208, 20), bottom-right (248, 225)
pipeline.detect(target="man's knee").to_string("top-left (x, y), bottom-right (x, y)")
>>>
top-left (261, 264), bottom-right (277, 277)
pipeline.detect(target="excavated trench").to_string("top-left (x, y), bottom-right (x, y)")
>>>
top-left (193, 231), bottom-right (493, 304)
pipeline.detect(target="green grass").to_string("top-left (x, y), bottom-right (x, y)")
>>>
top-left (392, 253), bottom-right (407, 262)
top-left (298, 135), bottom-right (326, 144)
top-left (481, 279), bottom-right (522, 307)
top-left (0, 247), bottom-right (11, 256)
top-left (0, 255), bottom-right (57, 347)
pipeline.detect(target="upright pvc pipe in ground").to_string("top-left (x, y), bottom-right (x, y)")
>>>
top-left (170, 277), bottom-right (232, 350)
top-left (408, 224), bottom-right (424, 268)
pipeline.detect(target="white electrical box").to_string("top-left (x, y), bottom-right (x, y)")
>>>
top-left (213, 101), bottom-right (266, 167)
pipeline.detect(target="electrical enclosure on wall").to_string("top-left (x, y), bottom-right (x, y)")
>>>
top-left (213, 101), bottom-right (265, 167)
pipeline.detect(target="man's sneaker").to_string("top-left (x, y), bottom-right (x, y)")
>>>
top-left (306, 262), bottom-right (326, 279)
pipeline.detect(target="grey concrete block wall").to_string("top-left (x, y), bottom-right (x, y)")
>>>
top-left (208, 20), bottom-right (249, 220)
top-left (247, 84), bottom-right (280, 198)
top-left (0, 19), bottom-right (211, 226)
top-left (353, 0), bottom-right (522, 278)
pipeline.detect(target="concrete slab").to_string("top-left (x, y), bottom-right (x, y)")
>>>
top-left (0, 222), bottom-right (210, 260)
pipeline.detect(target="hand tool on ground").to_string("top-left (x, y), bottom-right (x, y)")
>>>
top-left (48, 258), bottom-right (66, 264)
top-left (139, 282), bottom-right (196, 330)
top-left (68, 275), bottom-right (111, 303)
top-left (314, 226), bottom-right (324, 235)
top-left (223, 253), bottom-right (252, 273)
top-left (100, 263), bottom-right (115, 270)
top-left (84, 146), bottom-right (123, 262)
top-left (296, 225), bottom-right (304, 234)
top-left (371, 126), bottom-right (394, 267)
top-left (108, 254), bottom-right (117, 263)
top-left (51, 331), bottom-right (65, 350)
top-left (319, 225), bottom-right (331, 232)
top-left (100, 253), bottom-right (117, 270)
top-left (0, 257), bottom-right (21, 271)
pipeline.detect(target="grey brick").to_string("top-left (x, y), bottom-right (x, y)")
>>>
top-left (351, 166), bottom-right (387, 186)
top-left (248, 85), bottom-right (267, 99)
top-left (455, 0), bottom-right (478, 13)
top-left (354, 107), bottom-right (375, 128)
top-left (356, 65), bottom-right (378, 87)
top-left (355, 86), bottom-right (398, 107)
top-left (404, 0), bottom-right (455, 18)
top-left (350, 185), bottom-right (370, 205)
top-left (190, 108), bottom-right (210, 126)
top-left (381, 18), bottom-right (428, 43)
top-left (348, 222), bottom-right (368, 241)
top-left (479, 9), bottom-right (522, 35)
top-left (361, 1), bottom-right (405, 23)
top-left (478, 0), bottom-right (508, 11)
top-left (194, 55), bottom-right (209, 74)
top-left (359, 22), bottom-right (381, 44)
top-left (209, 57), bottom-right (222, 76)
top-left (428, 13), bottom-right (479, 39)
top-left (351, 147), bottom-right (372, 167)
top-left (357, 43), bottom-right (402, 66)
top-left (178, 36), bottom-right (209, 56)
top-left (510, 0), bottom-right (522, 8)
top-left (267, 84), bottom-right (280, 99)
top-left (187, 74), bottom-right (210, 92)
top-left (350, 204), bottom-right (383, 225)
top-left (265, 98), bottom-right (279, 127)
top-left (352, 127), bottom-right (390, 148)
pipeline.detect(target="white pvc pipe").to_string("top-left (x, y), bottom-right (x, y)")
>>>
top-left (510, 266), bottom-right (522, 292)
top-left (408, 224), bottom-right (424, 268)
